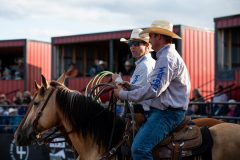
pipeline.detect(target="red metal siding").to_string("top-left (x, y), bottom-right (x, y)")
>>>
top-left (67, 77), bottom-right (92, 92)
top-left (182, 26), bottom-right (215, 98)
top-left (0, 80), bottom-right (24, 101)
top-left (27, 41), bottom-right (51, 92)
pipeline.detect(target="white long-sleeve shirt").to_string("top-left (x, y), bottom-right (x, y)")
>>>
top-left (120, 44), bottom-right (191, 111)
top-left (130, 53), bottom-right (155, 110)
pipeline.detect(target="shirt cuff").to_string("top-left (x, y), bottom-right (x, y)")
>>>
top-left (119, 90), bottom-right (128, 100)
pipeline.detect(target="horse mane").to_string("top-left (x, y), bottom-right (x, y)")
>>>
top-left (50, 81), bottom-right (126, 148)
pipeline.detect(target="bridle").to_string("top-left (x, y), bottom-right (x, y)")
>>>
top-left (17, 87), bottom-right (71, 145)
top-left (32, 88), bottom-right (55, 131)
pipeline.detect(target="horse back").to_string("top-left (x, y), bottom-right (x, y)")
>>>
top-left (209, 123), bottom-right (240, 160)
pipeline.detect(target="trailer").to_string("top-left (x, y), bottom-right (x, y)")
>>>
top-left (214, 14), bottom-right (240, 100)
top-left (0, 39), bottom-right (51, 100)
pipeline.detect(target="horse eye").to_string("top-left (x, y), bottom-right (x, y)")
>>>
top-left (33, 102), bottom-right (39, 106)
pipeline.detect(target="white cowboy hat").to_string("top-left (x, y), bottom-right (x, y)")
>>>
top-left (98, 60), bottom-right (106, 65)
top-left (120, 28), bottom-right (150, 43)
top-left (124, 61), bottom-right (132, 66)
top-left (140, 20), bottom-right (181, 39)
top-left (8, 108), bottom-right (17, 114)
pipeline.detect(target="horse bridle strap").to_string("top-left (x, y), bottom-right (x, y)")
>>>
top-left (99, 120), bottom-right (131, 160)
top-left (33, 88), bottom-right (55, 128)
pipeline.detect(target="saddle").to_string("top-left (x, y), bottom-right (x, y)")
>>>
top-left (152, 116), bottom-right (202, 160)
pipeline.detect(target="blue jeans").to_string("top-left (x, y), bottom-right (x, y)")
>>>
top-left (131, 107), bottom-right (185, 160)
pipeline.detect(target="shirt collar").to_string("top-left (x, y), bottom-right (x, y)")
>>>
top-left (156, 44), bottom-right (175, 59)
top-left (135, 53), bottom-right (151, 66)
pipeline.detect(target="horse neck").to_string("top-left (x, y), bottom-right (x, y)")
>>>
top-left (57, 109), bottom-right (104, 160)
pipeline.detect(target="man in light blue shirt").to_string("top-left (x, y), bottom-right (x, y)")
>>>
top-left (116, 28), bottom-right (155, 111)
top-left (114, 20), bottom-right (191, 160)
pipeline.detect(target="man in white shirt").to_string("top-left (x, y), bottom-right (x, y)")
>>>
top-left (117, 28), bottom-right (155, 112)
top-left (114, 20), bottom-right (191, 160)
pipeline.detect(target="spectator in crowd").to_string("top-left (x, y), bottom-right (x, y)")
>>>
top-left (13, 91), bottom-right (23, 105)
top-left (66, 63), bottom-right (80, 78)
top-left (0, 59), bottom-right (3, 79)
top-left (122, 60), bottom-right (135, 76)
top-left (212, 85), bottom-right (228, 116)
top-left (2, 67), bottom-right (12, 80)
top-left (0, 94), bottom-right (10, 105)
top-left (22, 91), bottom-right (32, 105)
top-left (0, 106), bottom-right (10, 133)
top-left (12, 58), bottom-right (24, 79)
top-left (0, 107), bottom-right (4, 132)
top-left (226, 99), bottom-right (239, 117)
top-left (0, 59), bottom-right (2, 72)
top-left (3, 108), bottom-right (22, 133)
top-left (88, 59), bottom-right (101, 76)
top-left (14, 71), bottom-right (22, 80)
top-left (212, 85), bottom-right (228, 103)
top-left (98, 60), bottom-right (107, 72)
top-left (0, 107), bottom-right (3, 115)
top-left (2, 106), bottom-right (9, 116)
top-left (187, 88), bottom-right (206, 115)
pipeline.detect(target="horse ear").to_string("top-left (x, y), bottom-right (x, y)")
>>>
top-left (34, 81), bottom-right (41, 90)
top-left (41, 75), bottom-right (49, 89)
top-left (57, 73), bottom-right (66, 84)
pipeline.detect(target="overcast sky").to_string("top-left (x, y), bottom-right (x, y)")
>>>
top-left (0, 0), bottom-right (239, 42)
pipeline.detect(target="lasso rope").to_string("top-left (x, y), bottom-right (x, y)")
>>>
top-left (85, 71), bottom-right (114, 103)
top-left (85, 71), bottom-right (136, 137)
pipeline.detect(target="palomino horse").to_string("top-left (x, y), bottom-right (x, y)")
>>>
top-left (15, 74), bottom-right (240, 160)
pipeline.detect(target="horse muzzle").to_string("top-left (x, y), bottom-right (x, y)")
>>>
top-left (14, 126), bottom-right (35, 146)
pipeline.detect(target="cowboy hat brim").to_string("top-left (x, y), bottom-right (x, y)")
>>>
top-left (120, 38), bottom-right (128, 43)
top-left (140, 27), bottom-right (181, 39)
top-left (120, 37), bottom-right (150, 43)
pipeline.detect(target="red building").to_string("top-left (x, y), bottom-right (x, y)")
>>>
top-left (0, 39), bottom-right (51, 100)
top-left (52, 25), bottom-right (215, 97)
top-left (214, 14), bottom-right (240, 100)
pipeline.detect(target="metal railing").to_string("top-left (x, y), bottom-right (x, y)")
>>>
top-left (188, 102), bottom-right (240, 123)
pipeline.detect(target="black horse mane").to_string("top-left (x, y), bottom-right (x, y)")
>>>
top-left (50, 81), bottom-right (126, 148)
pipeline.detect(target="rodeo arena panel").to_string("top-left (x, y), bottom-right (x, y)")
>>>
top-left (0, 14), bottom-right (240, 160)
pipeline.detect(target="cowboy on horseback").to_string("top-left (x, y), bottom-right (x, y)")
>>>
top-left (114, 20), bottom-right (191, 160)
top-left (113, 28), bottom-right (156, 113)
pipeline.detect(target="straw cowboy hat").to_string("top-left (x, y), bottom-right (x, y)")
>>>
top-left (120, 28), bottom-right (150, 43)
top-left (140, 20), bottom-right (181, 39)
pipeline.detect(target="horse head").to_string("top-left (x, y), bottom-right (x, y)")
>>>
top-left (14, 73), bottom-right (66, 146)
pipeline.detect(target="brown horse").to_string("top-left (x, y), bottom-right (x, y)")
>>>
top-left (14, 74), bottom-right (240, 160)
